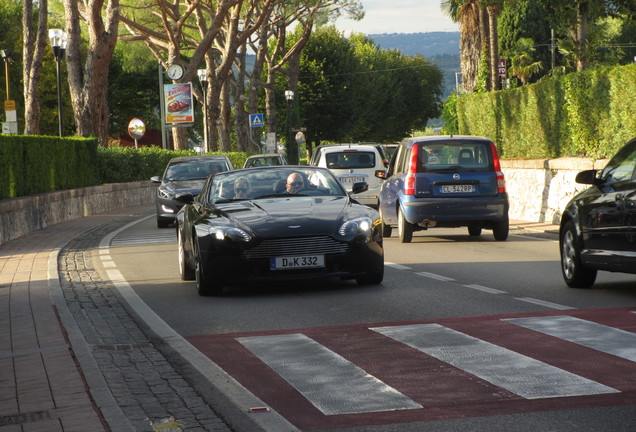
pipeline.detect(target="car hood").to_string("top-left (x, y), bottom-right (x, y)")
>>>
top-left (220, 196), bottom-right (351, 237)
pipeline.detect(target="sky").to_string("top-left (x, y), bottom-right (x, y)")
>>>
top-left (334, 0), bottom-right (460, 35)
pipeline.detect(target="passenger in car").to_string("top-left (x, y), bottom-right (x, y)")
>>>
top-left (234, 177), bottom-right (251, 199)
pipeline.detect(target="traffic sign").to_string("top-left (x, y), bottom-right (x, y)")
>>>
top-left (249, 113), bottom-right (264, 128)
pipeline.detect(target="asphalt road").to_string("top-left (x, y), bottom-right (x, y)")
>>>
top-left (102, 213), bottom-right (636, 431)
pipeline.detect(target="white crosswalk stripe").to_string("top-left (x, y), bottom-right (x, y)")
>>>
top-left (237, 333), bottom-right (422, 415)
top-left (111, 232), bottom-right (176, 246)
top-left (506, 315), bottom-right (636, 362)
top-left (371, 323), bottom-right (618, 399)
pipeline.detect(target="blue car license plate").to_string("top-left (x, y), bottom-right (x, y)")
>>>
top-left (270, 255), bottom-right (325, 270)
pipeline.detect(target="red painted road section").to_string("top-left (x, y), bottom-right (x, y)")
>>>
top-left (187, 307), bottom-right (636, 430)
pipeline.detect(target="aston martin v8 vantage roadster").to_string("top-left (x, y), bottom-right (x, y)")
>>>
top-left (175, 166), bottom-right (384, 295)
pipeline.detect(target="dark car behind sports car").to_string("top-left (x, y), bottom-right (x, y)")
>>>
top-left (559, 137), bottom-right (636, 288)
top-left (151, 155), bottom-right (233, 228)
top-left (175, 166), bottom-right (384, 295)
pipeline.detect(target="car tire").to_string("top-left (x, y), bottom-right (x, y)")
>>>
top-left (379, 206), bottom-right (392, 238)
top-left (356, 266), bottom-right (384, 286)
top-left (468, 226), bottom-right (482, 236)
top-left (194, 241), bottom-right (224, 296)
top-left (178, 230), bottom-right (195, 281)
top-left (560, 220), bottom-right (597, 288)
top-left (157, 217), bottom-right (171, 228)
top-left (493, 217), bottom-right (509, 241)
top-left (397, 206), bottom-right (413, 243)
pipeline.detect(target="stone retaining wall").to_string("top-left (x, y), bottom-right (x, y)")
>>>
top-left (501, 158), bottom-right (608, 224)
top-left (0, 158), bottom-right (611, 245)
top-left (0, 181), bottom-right (155, 245)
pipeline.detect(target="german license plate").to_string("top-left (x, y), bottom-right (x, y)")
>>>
top-left (338, 176), bottom-right (365, 185)
top-left (270, 255), bottom-right (325, 270)
top-left (442, 184), bottom-right (474, 193)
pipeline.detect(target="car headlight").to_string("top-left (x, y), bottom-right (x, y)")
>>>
top-left (158, 187), bottom-right (174, 199)
top-left (208, 226), bottom-right (252, 242)
top-left (339, 216), bottom-right (373, 236)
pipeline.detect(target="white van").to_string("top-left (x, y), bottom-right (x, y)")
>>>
top-left (310, 144), bottom-right (386, 207)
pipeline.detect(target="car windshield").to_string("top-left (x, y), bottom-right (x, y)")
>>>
top-left (208, 167), bottom-right (347, 203)
top-left (165, 159), bottom-right (230, 181)
top-left (326, 151), bottom-right (376, 169)
top-left (245, 156), bottom-right (282, 167)
top-left (416, 140), bottom-right (491, 172)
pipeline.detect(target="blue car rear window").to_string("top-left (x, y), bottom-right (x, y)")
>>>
top-left (417, 141), bottom-right (491, 172)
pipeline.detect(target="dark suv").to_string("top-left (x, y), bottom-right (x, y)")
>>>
top-left (377, 135), bottom-right (509, 242)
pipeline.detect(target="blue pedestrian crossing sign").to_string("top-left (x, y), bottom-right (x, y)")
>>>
top-left (249, 113), bottom-right (264, 128)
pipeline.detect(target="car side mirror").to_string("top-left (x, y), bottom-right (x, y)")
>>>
top-left (150, 176), bottom-right (161, 183)
top-left (351, 181), bottom-right (369, 194)
top-left (375, 169), bottom-right (387, 179)
top-left (575, 169), bottom-right (599, 185)
top-left (175, 193), bottom-right (195, 204)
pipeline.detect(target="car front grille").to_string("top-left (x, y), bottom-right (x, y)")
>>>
top-left (243, 236), bottom-right (349, 259)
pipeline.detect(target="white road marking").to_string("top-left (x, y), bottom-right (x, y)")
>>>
top-left (111, 232), bottom-right (176, 246)
top-left (515, 297), bottom-right (576, 310)
top-left (371, 323), bottom-right (618, 399)
top-left (415, 272), bottom-right (455, 282)
top-left (506, 315), bottom-right (636, 362)
top-left (463, 284), bottom-right (507, 294)
top-left (236, 333), bottom-right (422, 415)
top-left (385, 262), bottom-right (412, 270)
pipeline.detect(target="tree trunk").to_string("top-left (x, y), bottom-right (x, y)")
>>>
top-left (22, 0), bottom-right (48, 135)
top-left (459, 0), bottom-right (481, 93)
top-left (63, 0), bottom-right (119, 144)
top-left (575, 1), bottom-right (589, 71)
top-left (219, 81), bottom-right (232, 152)
top-left (487, 5), bottom-right (501, 91)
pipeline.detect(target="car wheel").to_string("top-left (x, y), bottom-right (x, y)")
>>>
top-left (178, 230), bottom-right (195, 281)
top-left (379, 206), bottom-right (392, 238)
top-left (560, 220), bottom-right (597, 288)
top-left (356, 266), bottom-right (384, 286)
top-left (468, 225), bottom-right (482, 237)
top-left (397, 206), bottom-right (413, 243)
top-left (194, 241), bottom-right (224, 296)
top-left (493, 217), bottom-right (509, 241)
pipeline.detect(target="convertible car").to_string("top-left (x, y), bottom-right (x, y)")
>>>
top-left (175, 166), bottom-right (385, 295)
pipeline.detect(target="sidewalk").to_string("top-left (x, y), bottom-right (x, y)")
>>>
top-left (0, 207), bottom-right (560, 431)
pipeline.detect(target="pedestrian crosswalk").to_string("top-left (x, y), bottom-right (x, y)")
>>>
top-left (110, 231), bottom-right (176, 246)
top-left (188, 308), bottom-right (636, 429)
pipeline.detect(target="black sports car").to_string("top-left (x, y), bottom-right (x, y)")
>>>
top-left (559, 136), bottom-right (636, 288)
top-left (175, 166), bottom-right (385, 295)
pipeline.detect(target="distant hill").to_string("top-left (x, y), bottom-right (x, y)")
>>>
top-left (368, 32), bottom-right (460, 57)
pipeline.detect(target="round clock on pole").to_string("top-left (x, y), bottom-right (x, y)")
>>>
top-left (166, 63), bottom-right (184, 80)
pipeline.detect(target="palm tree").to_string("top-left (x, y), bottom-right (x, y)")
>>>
top-left (442, 0), bottom-right (484, 93)
top-left (508, 38), bottom-right (543, 85)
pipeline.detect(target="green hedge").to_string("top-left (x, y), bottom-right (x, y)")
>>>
top-left (456, 63), bottom-right (636, 159)
top-left (0, 135), bottom-right (254, 199)
top-left (0, 136), bottom-right (98, 199)
top-left (96, 147), bottom-right (250, 183)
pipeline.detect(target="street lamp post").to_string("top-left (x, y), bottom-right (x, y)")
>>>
top-left (1, 49), bottom-right (11, 100)
top-left (48, 29), bottom-right (68, 137)
top-left (197, 69), bottom-right (208, 153)
top-left (285, 90), bottom-right (297, 164)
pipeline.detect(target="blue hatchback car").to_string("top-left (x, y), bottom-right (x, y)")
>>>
top-left (377, 135), bottom-right (509, 242)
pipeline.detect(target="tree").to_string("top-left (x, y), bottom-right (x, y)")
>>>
top-left (507, 37), bottom-right (543, 85)
top-left (62, 0), bottom-right (120, 145)
top-left (22, 0), bottom-right (48, 135)
top-left (537, 0), bottom-right (634, 71)
top-left (442, 0), bottom-right (484, 93)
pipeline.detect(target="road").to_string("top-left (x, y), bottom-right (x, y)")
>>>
top-left (101, 214), bottom-right (636, 431)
